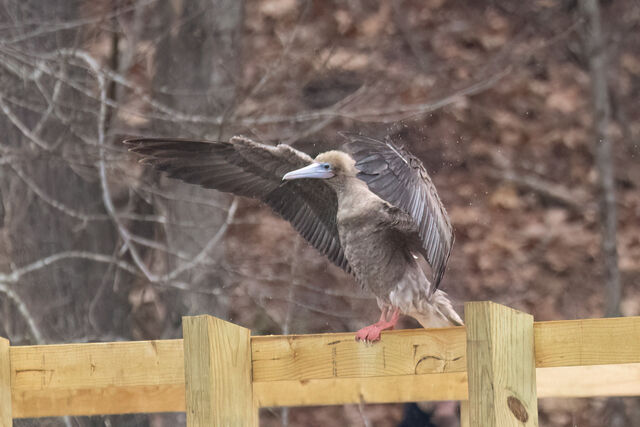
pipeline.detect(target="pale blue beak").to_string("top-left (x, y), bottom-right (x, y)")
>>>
top-left (282, 163), bottom-right (334, 180)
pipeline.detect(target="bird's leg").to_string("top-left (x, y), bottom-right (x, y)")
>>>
top-left (355, 306), bottom-right (401, 342)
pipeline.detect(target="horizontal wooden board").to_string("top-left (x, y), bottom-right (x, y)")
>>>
top-left (537, 363), bottom-right (640, 398)
top-left (533, 316), bottom-right (640, 367)
top-left (256, 363), bottom-right (640, 407)
top-left (7, 315), bottom-right (640, 417)
top-left (11, 339), bottom-right (185, 417)
top-left (251, 327), bottom-right (467, 382)
top-left (254, 372), bottom-right (469, 407)
top-left (252, 316), bottom-right (640, 383)
top-left (14, 384), bottom-right (185, 417)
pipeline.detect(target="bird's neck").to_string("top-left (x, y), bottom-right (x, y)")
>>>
top-left (334, 177), bottom-right (385, 218)
top-left (332, 176), bottom-right (365, 200)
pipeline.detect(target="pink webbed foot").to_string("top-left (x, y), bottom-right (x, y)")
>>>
top-left (355, 307), bottom-right (400, 343)
top-left (355, 323), bottom-right (386, 342)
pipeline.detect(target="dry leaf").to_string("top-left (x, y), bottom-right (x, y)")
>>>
top-left (546, 86), bottom-right (582, 114)
top-left (490, 185), bottom-right (521, 209)
top-left (259, 0), bottom-right (297, 19)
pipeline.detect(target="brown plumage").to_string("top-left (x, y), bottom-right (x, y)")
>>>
top-left (126, 133), bottom-right (462, 341)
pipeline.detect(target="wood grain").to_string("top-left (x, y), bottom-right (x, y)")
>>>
top-left (183, 315), bottom-right (257, 427)
top-left (460, 401), bottom-right (470, 427)
top-left (466, 301), bottom-right (538, 427)
top-left (255, 364), bottom-right (640, 407)
top-left (0, 338), bottom-right (11, 427)
top-left (4, 313), bottom-right (640, 418)
top-left (252, 326), bottom-right (466, 382)
top-left (537, 363), bottom-right (640, 398)
top-left (11, 339), bottom-right (184, 417)
top-left (254, 372), bottom-right (468, 407)
top-left (534, 316), bottom-right (640, 367)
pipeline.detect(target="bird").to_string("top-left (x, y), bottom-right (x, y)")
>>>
top-left (126, 133), bottom-right (462, 341)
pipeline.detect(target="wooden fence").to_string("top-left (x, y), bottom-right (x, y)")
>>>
top-left (2, 301), bottom-right (640, 426)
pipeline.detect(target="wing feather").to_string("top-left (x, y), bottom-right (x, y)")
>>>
top-left (342, 133), bottom-right (453, 288)
top-left (127, 137), bottom-right (351, 274)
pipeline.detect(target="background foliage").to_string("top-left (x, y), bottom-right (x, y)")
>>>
top-left (0, 0), bottom-right (638, 425)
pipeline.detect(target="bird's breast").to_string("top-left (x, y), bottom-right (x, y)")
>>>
top-left (337, 212), bottom-right (409, 297)
top-left (334, 178), bottom-right (413, 296)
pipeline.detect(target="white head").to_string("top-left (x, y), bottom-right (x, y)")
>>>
top-left (282, 150), bottom-right (357, 182)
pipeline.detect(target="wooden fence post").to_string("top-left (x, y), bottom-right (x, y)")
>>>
top-left (183, 315), bottom-right (257, 427)
top-left (0, 337), bottom-right (11, 427)
top-left (460, 400), bottom-right (469, 427)
top-left (465, 302), bottom-right (538, 426)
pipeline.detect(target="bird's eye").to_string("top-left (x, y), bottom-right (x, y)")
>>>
top-left (322, 163), bottom-right (330, 170)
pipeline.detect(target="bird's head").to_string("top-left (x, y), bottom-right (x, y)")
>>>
top-left (282, 150), bottom-right (357, 182)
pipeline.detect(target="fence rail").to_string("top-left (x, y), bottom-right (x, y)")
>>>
top-left (2, 302), bottom-right (640, 426)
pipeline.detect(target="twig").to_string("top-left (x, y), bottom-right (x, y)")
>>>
top-left (128, 178), bottom-right (228, 210)
top-left (0, 250), bottom-right (138, 283)
top-left (161, 198), bottom-right (237, 282)
top-left (342, 68), bottom-right (511, 123)
top-left (283, 238), bottom-right (302, 335)
top-left (357, 399), bottom-right (373, 427)
top-left (81, 43), bottom-right (235, 284)
top-left (0, 45), bottom-right (507, 127)
top-left (0, 94), bottom-right (51, 150)
top-left (237, 69), bottom-right (510, 125)
top-left (488, 168), bottom-right (589, 214)
top-left (282, 226), bottom-right (300, 427)
top-left (10, 164), bottom-right (108, 221)
top-left (32, 78), bottom-right (62, 137)
top-left (0, 0), bottom-right (157, 44)
top-left (268, 294), bottom-right (359, 319)
top-left (11, 159), bottom-right (211, 227)
top-left (280, 84), bottom-right (367, 145)
top-left (220, 262), bottom-right (372, 299)
top-left (0, 282), bottom-right (44, 343)
top-left (126, 232), bottom-right (214, 264)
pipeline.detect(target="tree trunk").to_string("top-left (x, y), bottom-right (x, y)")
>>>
top-left (149, 0), bottom-right (245, 330)
top-left (581, 0), bottom-right (621, 318)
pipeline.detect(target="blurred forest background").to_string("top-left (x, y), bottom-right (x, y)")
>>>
top-left (0, 0), bottom-right (639, 426)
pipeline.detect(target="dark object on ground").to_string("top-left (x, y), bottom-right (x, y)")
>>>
top-left (398, 402), bottom-right (459, 427)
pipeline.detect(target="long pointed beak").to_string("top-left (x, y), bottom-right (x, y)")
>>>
top-left (282, 163), bottom-right (334, 180)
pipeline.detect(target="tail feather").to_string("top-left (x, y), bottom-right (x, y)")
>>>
top-left (410, 290), bottom-right (463, 328)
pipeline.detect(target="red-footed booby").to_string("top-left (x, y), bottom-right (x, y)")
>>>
top-left (127, 133), bottom-right (462, 341)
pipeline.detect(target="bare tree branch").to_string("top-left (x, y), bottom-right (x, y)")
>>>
top-left (0, 94), bottom-right (52, 150)
top-left (0, 0), bottom-right (157, 44)
top-left (10, 164), bottom-right (108, 221)
top-left (489, 168), bottom-right (590, 214)
top-left (0, 283), bottom-right (44, 343)
top-left (0, 250), bottom-right (138, 283)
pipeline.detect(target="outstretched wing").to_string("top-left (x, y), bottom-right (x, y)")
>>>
top-left (342, 133), bottom-right (453, 288)
top-left (126, 136), bottom-right (351, 273)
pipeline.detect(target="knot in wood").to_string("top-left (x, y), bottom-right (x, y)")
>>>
top-left (507, 395), bottom-right (529, 423)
